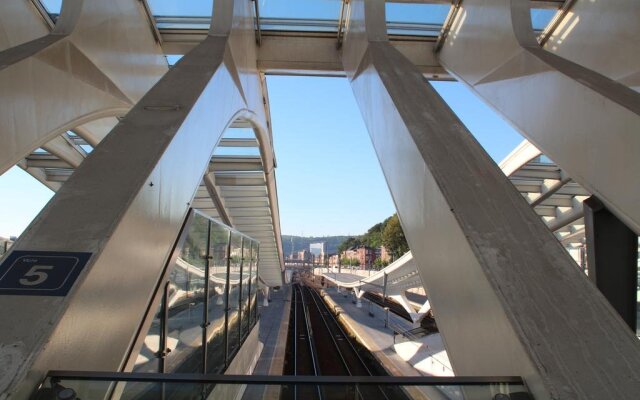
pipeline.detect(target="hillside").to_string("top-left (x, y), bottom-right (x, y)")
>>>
top-left (281, 235), bottom-right (349, 257)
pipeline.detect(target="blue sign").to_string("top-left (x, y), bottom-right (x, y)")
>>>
top-left (0, 251), bottom-right (92, 296)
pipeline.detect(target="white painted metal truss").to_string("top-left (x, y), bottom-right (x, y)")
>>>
top-left (500, 140), bottom-right (588, 249)
top-left (17, 118), bottom-right (284, 288)
top-left (320, 252), bottom-right (429, 322)
top-left (192, 121), bottom-right (283, 287)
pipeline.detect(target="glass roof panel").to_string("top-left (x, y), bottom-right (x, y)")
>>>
top-left (155, 17), bottom-right (211, 29)
top-left (40, 0), bottom-right (62, 14)
top-left (259, 0), bottom-right (342, 32)
top-left (531, 8), bottom-right (558, 31)
top-left (385, 3), bottom-right (451, 36)
top-left (166, 55), bottom-right (184, 66)
top-left (147, 0), bottom-right (214, 17)
top-left (259, 0), bottom-right (342, 21)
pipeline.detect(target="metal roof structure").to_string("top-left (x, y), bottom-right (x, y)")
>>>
top-left (16, 0), bottom-right (571, 288)
top-left (500, 140), bottom-right (589, 251)
top-left (2, 1), bottom-right (639, 398)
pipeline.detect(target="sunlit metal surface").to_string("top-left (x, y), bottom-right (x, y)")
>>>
top-left (319, 252), bottom-right (428, 322)
top-left (341, 1), bottom-right (640, 399)
top-left (0, 1), bottom-right (282, 397)
top-left (438, 0), bottom-right (640, 234)
top-left (500, 140), bottom-right (588, 257)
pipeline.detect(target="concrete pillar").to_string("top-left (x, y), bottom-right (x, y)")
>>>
top-left (438, 0), bottom-right (640, 235)
top-left (584, 196), bottom-right (638, 331)
top-left (0, 0), bottom-right (267, 397)
top-left (342, 1), bottom-right (640, 398)
top-left (0, 0), bottom-right (167, 175)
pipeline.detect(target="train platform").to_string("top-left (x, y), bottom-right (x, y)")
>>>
top-left (242, 285), bottom-right (291, 400)
top-left (321, 288), bottom-right (453, 377)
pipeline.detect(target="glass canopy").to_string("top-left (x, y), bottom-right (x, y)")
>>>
top-left (386, 2), bottom-right (451, 36)
top-left (37, 1), bottom-right (562, 46)
top-left (147, 0), bottom-right (214, 17)
top-left (40, 0), bottom-right (61, 14)
top-left (531, 8), bottom-right (559, 31)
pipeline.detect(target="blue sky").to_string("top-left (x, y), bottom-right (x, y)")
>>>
top-left (0, 78), bottom-right (523, 238)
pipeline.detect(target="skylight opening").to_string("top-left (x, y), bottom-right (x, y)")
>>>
top-left (259, 0), bottom-right (342, 21)
top-left (147, 0), bottom-right (214, 18)
top-left (531, 8), bottom-right (559, 32)
top-left (385, 3), bottom-right (451, 37)
top-left (166, 54), bottom-right (184, 67)
top-left (39, 0), bottom-right (61, 15)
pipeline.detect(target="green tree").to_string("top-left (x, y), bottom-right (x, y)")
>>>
top-left (382, 214), bottom-right (409, 259)
top-left (363, 222), bottom-right (384, 248)
top-left (338, 236), bottom-right (362, 253)
top-left (373, 257), bottom-right (389, 270)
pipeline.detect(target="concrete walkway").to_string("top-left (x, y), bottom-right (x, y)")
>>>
top-left (322, 288), bottom-right (453, 377)
top-left (242, 285), bottom-right (291, 400)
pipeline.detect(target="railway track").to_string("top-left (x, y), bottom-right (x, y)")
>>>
top-left (282, 281), bottom-right (408, 400)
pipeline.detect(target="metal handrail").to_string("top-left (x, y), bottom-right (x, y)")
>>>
top-left (44, 371), bottom-right (526, 385)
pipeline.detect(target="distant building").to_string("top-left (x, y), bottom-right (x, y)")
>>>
top-left (328, 254), bottom-right (339, 267)
top-left (309, 242), bottom-right (326, 263)
top-left (341, 245), bottom-right (377, 269)
top-left (378, 246), bottom-right (391, 263)
top-left (356, 245), bottom-right (377, 268)
top-left (0, 236), bottom-right (14, 257)
top-left (297, 249), bottom-right (313, 263)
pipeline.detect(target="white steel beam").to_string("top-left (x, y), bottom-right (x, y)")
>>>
top-left (438, 0), bottom-right (640, 234)
top-left (162, 31), bottom-right (448, 78)
top-left (543, 0), bottom-right (640, 92)
top-left (342, 1), bottom-right (640, 398)
top-left (0, 0), bottom-right (167, 175)
top-left (0, 0), bottom-right (280, 397)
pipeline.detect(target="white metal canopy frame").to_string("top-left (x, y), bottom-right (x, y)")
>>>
top-left (0, 0), bottom-right (283, 398)
top-left (0, 0), bottom-right (639, 399)
top-left (319, 251), bottom-right (430, 323)
top-left (341, 0), bottom-right (640, 399)
top-left (438, 0), bottom-right (640, 235)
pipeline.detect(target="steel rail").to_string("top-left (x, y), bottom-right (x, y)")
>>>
top-left (305, 286), bottom-right (354, 375)
top-left (294, 284), bottom-right (322, 400)
top-left (308, 287), bottom-right (374, 376)
top-left (305, 286), bottom-right (396, 400)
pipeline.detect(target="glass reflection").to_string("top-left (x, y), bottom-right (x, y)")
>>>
top-left (250, 242), bottom-right (259, 326)
top-left (227, 233), bottom-right (243, 358)
top-left (206, 223), bottom-right (229, 373)
top-left (241, 241), bottom-right (252, 339)
top-left (133, 300), bottom-right (162, 373)
top-left (165, 215), bottom-right (208, 373)
top-left (131, 211), bottom-right (260, 381)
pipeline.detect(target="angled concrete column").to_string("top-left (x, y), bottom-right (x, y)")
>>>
top-left (341, 1), bottom-right (640, 398)
top-left (543, 0), bottom-right (640, 92)
top-left (438, 0), bottom-right (640, 235)
top-left (0, 0), bottom-right (167, 175)
top-left (584, 196), bottom-right (638, 332)
top-left (0, 0), bottom-right (268, 397)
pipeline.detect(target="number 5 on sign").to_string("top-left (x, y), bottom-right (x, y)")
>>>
top-left (19, 265), bottom-right (54, 286)
top-left (0, 251), bottom-right (92, 296)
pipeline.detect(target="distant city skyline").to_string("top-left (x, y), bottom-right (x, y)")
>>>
top-left (0, 77), bottom-right (523, 238)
